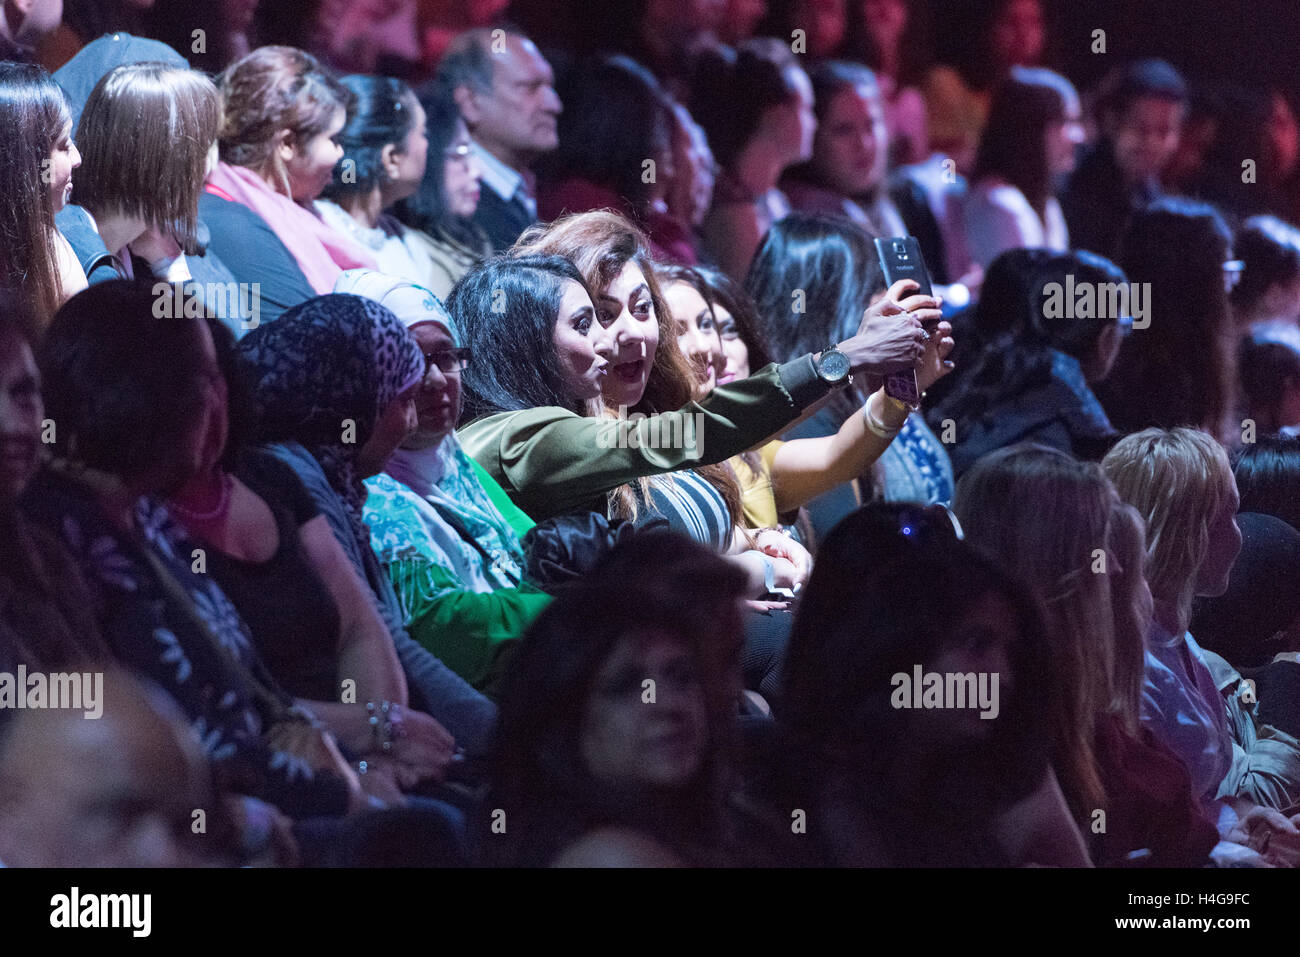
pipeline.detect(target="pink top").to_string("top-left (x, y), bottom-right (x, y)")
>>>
top-left (206, 162), bottom-right (377, 294)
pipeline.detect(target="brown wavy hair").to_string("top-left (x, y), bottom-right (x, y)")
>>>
top-left (515, 210), bottom-right (743, 526)
top-left (217, 46), bottom-right (350, 198)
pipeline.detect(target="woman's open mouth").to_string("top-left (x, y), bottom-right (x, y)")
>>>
top-left (611, 359), bottom-right (644, 383)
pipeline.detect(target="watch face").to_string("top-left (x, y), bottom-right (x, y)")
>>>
top-left (819, 349), bottom-right (850, 381)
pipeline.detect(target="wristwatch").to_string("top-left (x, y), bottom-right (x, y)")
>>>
top-left (814, 347), bottom-right (852, 386)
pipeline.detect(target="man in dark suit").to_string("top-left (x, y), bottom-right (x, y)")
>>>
top-left (438, 28), bottom-right (562, 251)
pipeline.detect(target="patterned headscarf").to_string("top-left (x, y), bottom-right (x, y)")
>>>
top-left (236, 293), bottom-right (424, 546)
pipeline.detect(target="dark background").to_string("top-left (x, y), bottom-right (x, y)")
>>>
top-left (515, 0), bottom-right (1298, 99)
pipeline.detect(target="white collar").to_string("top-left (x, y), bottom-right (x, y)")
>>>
top-left (472, 142), bottom-right (524, 202)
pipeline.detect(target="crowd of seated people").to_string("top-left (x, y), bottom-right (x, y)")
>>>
top-left (6, 0), bottom-right (1300, 869)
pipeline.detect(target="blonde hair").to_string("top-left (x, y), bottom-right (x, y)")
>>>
top-left (953, 443), bottom-right (1114, 824)
top-left (1106, 502), bottom-right (1150, 734)
top-left (1101, 427), bottom-right (1234, 634)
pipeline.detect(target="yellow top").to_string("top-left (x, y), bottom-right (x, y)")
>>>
top-left (731, 441), bottom-right (785, 529)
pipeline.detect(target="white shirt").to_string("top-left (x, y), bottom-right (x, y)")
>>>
top-left (314, 200), bottom-right (439, 288)
top-left (963, 177), bottom-right (1068, 269)
top-left (472, 142), bottom-right (534, 218)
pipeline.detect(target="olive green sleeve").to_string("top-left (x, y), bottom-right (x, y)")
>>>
top-left (457, 358), bottom-right (832, 519)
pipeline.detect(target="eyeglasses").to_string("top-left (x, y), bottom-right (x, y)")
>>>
top-left (1224, 259), bottom-right (1245, 293)
top-left (443, 143), bottom-right (473, 166)
top-left (423, 348), bottom-right (471, 375)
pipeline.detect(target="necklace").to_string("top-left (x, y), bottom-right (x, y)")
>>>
top-left (168, 472), bottom-right (234, 524)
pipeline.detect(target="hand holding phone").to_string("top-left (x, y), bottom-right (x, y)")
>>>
top-left (875, 237), bottom-right (936, 408)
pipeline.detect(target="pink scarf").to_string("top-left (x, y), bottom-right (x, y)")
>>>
top-left (206, 161), bottom-right (377, 293)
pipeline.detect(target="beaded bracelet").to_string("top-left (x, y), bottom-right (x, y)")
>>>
top-left (365, 700), bottom-right (404, 754)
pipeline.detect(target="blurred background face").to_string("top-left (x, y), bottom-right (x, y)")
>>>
top-left (0, 683), bottom-right (212, 868)
top-left (666, 281), bottom-right (724, 394)
top-left (769, 66), bottom-right (816, 165)
top-left (1112, 96), bottom-right (1184, 182)
top-left (286, 106), bottom-right (345, 202)
top-left (712, 301), bottom-right (750, 384)
top-left (862, 0), bottom-right (906, 49)
top-left (407, 322), bottom-right (461, 446)
top-left (990, 0), bottom-right (1045, 68)
top-left (814, 82), bottom-right (888, 195)
top-left (1269, 92), bottom-right (1299, 181)
top-left (224, 0), bottom-right (261, 32)
top-left (722, 0), bottom-right (766, 42)
top-left (595, 261), bottom-right (659, 409)
top-left (471, 35), bottom-right (561, 161)
top-left (1046, 90), bottom-right (1084, 177)
top-left (668, 107), bottom-right (715, 227)
top-left (11, 0), bottom-right (63, 42)
top-left (581, 631), bottom-right (709, 790)
top-left (802, 0), bottom-right (847, 58)
top-left (0, 332), bottom-right (43, 507)
top-left (443, 118), bottom-right (481, 219)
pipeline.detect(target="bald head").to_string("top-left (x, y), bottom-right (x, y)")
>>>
top-left (0, 669), bottom-right (216, 867)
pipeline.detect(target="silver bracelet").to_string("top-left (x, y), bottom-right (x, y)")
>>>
top-left (863, 395), bottom-right (906, 439)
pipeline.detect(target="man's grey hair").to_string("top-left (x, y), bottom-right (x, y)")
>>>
top-left (435, 27), bottom-right (523, 97)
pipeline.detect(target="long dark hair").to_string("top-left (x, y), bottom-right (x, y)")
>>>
top-left (972, 67), bottom-right (1074, 218)
top-left (1098, 198), bottom-right (1236, 441)
top-left (539, 54), bottom-right (673, 211)
top-left (479, 531), bottom-right (749, 867)
top-left (515, 211), bottom-right (743, 525)
top-left (929, 249), bottom-right (1125, 431)
top-left (321, 75), bottom-right (418, 201)
top-left (0, 63), bottom-right (71, 333)
top-left (779, 502), bottom-right (1052, 866)
top-left (394, 80), bottom-right (488, 253)
top-left (744, 213), bottom-right (881, 363)
top-left (451, 254), bottom-right (596, 420)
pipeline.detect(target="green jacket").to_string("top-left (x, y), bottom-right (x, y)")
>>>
top-left (457, 357), bottom-right (833, 520)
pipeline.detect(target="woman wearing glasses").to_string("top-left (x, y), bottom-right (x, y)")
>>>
top-left (393, 83), bottom-right (492, 300)
top-left (352, 273), bottom-right (552, 697)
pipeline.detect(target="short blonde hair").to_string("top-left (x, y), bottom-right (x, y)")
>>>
top-left (1101, 428), bottom-right (1234, 630)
